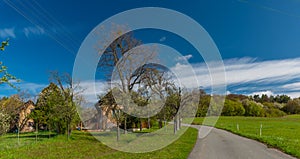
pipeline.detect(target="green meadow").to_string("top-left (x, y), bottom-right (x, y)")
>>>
top-left (0, 127), bottom-right (197, 159)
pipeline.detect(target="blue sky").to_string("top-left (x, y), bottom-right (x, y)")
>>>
top-left (1, 0), bottom-right (300, 100)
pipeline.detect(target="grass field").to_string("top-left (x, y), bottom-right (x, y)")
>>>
top-left (0, 127), bottom-right (197, 159)
top-left (190, 115), bottom-right (300, 158)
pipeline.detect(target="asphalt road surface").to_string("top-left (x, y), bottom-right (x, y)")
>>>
top-left (187, 125), bottom-right (297, 159)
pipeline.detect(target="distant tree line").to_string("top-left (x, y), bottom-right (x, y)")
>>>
top-left (197, 92), bottom-right (300, 117)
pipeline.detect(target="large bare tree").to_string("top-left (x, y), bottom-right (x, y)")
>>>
top-left (96, 25), bottom-right (157, 134)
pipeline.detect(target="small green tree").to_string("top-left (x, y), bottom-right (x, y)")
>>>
top-left (222, 99), bottom-right (245, 116)
top-left (34, 72), bottom-right (82, 140)
top-left (197, 93), bottom-right (211, 117)
top-left (33, 83), bottom-right (64, 133)
top-left (282, 98), bottom-right (300, 114)
top-left (50, 72), bottom-right (81, 139)
top-left (242, 99), bottom-right (263, 117)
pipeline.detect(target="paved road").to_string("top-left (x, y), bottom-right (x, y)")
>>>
top-left (187, 125), bottom-right (297, 159)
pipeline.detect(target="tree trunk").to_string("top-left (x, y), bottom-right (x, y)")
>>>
top-left (48, 124), bottom-right (51, 139)
top-left (56, 122), bottom-right (60, 134)
top-left (99, 112), bottom-right (102, 130)
top-left (164, 109), bottom-right (167, 131)
top-left (104, 117), bottom-right (107, 130)
top-left (164, 119), bottom-right (167, 132)
top-left (173, 118), bottom-right (177, 134)
top-left (124, 116), bottom-right (127, 134)
top-left (35, 122), bottom-right (38, 142)
top-left (178, 114), bottom-right (181, 130)
top-left (158, 119), bottom-right (162, 129)
top-left (17, 126), bottom-right (20, 145)
top-left (176, 115), bottom-right (180, 131)
top-left (67, 122), bottom-right (70, 141)
top-left (148, 117), bottom-right (151, 129)
top-left (140, 119), bottom-right (142, 131)
top-left (117, 121), bottom-right (120, 141)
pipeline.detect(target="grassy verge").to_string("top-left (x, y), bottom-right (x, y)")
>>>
top-left (0, 127), bottom-right (197, 159)
top-left (190, 115), bottom-right (300, 158)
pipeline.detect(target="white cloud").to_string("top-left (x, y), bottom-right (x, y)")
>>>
top-left (169, 57), bottom-right (300, 96)
top-left (249, 90), bottom-right (274, 97)
top-left (176, 54), bottom-right (193, 61)
top-left (19, 82), bottom-right (47, 94)
top-left (0, 28), bottom-right (16, 38)
top-left (0, 81), bottom-right (47, 98)
top-left (283, 92), bottom-right (300, 98)
top-left (223, 58), bottom-right (300, 86)
top-left (159, 36), bottom-right (166, 42)
top-left (23, 26), bottom-right (45, 37)
top-left (282, 82), bottom-right (300, 91)
top-left (79, 80), bottom-right (108, 103)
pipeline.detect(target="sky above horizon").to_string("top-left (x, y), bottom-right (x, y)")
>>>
top-left (1, 0), bottom-right (300, 101)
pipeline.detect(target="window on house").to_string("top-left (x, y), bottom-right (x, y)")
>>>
top-left (28, 122), bottom-right (34, 127)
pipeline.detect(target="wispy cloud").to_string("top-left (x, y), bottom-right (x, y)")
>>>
top-left (170, 57), bottom-right (300, 97)
top-left (0, 81), bottom-right (47, 97)
top-left (282, 82), bottom-right (300, 91)
top-left (23, 26), bottom-right (45, 37)
top-left (2, 57), bottom-right (300, 99)
top-left (159, 36), bottom-right (166, 42)
top-left (19, 82), bottom-right (47, 94)
top-left (0, 28), bottom-right (16, 38)
top-left (176, 54), bottom-right (193, 61)
top-left (224, 58), bottom-right (300, 85)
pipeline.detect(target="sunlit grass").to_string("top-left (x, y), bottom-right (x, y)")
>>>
top-left (0, 127), bottom-right (197, 159)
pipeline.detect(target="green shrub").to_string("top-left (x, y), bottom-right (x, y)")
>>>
top-left (222, 99), bottom-right (245, 116)
top-left (242, 100), bottom-right (264, 117)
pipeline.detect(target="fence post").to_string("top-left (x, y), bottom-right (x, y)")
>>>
top-left (260, 123), bottom-right (262, 137)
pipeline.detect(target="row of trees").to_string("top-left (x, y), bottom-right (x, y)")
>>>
top-left (197, 93), bottom-right (299, 117)
top-left (250, 94), bottom-right (291, 104)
